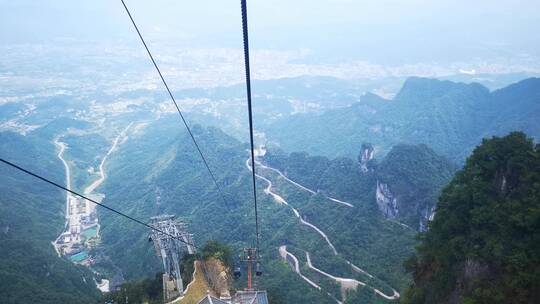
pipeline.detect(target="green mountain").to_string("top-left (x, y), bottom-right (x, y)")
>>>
top-left (264, 77), bottom-right (540, 162)
top-left (0, 131), bottom-right (100, 304)
top-left (487, 78), bottom-right (540, 138)
top-left (376, 144), bottom-right (457, 230)
top-left (403, 132), bottom-right (540, 303)
top-left (84, 117), bottom-right (467, 303)
top-left (97, 120), bottom-right (346, 303)
top-left (263, 143), bottom-right (456, 232)
top-left (2, 75), bottom-right (536, 303)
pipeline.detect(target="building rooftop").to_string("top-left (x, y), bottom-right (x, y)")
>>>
top-left (233, 290), bottom-right (269, 304)
top-left (197, 295), bottom-right (231, 304)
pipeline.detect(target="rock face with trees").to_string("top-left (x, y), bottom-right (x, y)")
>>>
top-left (375, 144), bottom-right (456, 231)
top-left (403, 132), bottom-right (540, 304)
top-left (265, 143), bottom-right (456, 231)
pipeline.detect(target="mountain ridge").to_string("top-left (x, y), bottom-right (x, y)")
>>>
top-left (264, 77), bottom-right (540, 162)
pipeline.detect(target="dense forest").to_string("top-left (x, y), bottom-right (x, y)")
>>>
top-left (376, 144), bottom-right (457, 230)
top-left (264, 143), bottom-right (456, 230)
top-left (403, 132), bottom-right (540, 303)
top-left (0, 131), bottom-right (100, 304)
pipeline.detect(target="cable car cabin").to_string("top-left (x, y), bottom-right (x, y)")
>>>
top-left (255, 263), bottom-right (262, 276)
top-left (234, 266), bottom-right (242, 278)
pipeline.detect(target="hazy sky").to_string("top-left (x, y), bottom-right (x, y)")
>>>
top-left (1, 0), bottom-right (539, 64)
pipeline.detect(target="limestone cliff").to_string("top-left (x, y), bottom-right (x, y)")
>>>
top-left (374, 144), bottom-right (455, 230)
top-left (375, 181), bottom-right (398, 218)
top-left (358, 143), bottom-right (375, 173)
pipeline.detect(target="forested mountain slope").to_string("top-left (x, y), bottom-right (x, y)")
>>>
top-left (0, 131), bottom-right (100, 304)
top-left (376, 144), bottom-right (457, 230)
top-left (265, 77), bottom-right (540, 162)
top-left (2, 76), bottom-right (534, 303)
top-left (262, 143), bottom-right (456, 231)
top-left (403, 132), bottom-right (540, 303)
top-left (92, 117), bottom-right (460, 303)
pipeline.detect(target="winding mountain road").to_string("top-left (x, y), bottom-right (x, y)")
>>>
top-left (279, 246), bottom-right (343, 304)
top-left (256, 161), bottom-right (353, 208)
top-left (84, 124), bottom-right (132, 194)
top-left (306, 252), bottom-right (399, 300)
top-left (55, 139), bottom-right (73, 220)
top-left (246, 157), bottom-right (400, 301)
top-left (279, 245), bottom-right (322, 291)
top-left (248, 159), bottom-right (338, 254)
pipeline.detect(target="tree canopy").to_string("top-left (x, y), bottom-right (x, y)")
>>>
top-left (404, 132), bottom-right (540, 303)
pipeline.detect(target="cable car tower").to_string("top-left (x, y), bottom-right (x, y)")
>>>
top-left (241, 247), bottom-right (261, 290)
top-left (232, 247), bottom-right (268, 304)
top-left (149, 215), bottom-right (195, 302)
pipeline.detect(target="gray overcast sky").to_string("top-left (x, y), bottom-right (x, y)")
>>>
top-left (1, 0), bottom-right (539, 64)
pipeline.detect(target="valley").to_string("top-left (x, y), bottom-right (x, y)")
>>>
top-left (53, 124), bottom-right (132, 292)
top-left (0, 73), bottom-right (538, 304)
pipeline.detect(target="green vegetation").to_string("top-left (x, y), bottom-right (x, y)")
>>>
top-left (101, 241), bottom-right (233, 304)
top-left (345, 287), bottom-right (393, 304)
top-left (6, 76), bottom-right (536, 303)
top-left (62, 133), bottom-right (109, 192)
top-left (403, 132), bottom-right (540, 303)
top-left (201, 240), bottom-right (233, 269)
top-left (377, 144), bottom-right (456, 229)
top-left (96, 119), bottom-right (463, 302)
top-left (0, 131), bottom-right (100, 304)
top-left (97, 120), bottom-right (341, 302)
top-left (265, 143), bottom-right (455, 231)
top-left (101, 272), bottom-right (163, 304)
top-left (265, 77), bottom-right (540, 163)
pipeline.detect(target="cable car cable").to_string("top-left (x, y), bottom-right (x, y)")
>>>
top-left (119, 0), bottom-right (229, 208)
top-left (240, 0), bottom-right (260, 251)
top-left (0, 157), bottom-right (197, 248)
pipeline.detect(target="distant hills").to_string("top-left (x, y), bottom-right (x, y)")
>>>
top-left (264, 77), bottom-right (540, 162)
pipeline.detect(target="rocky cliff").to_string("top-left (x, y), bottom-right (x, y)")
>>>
top-left (375, 181), bottom-right (398, 218)
top-left (359, 143), bottom-right (375, 173)
top-left (374, 144), bottom-right (455, 230)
